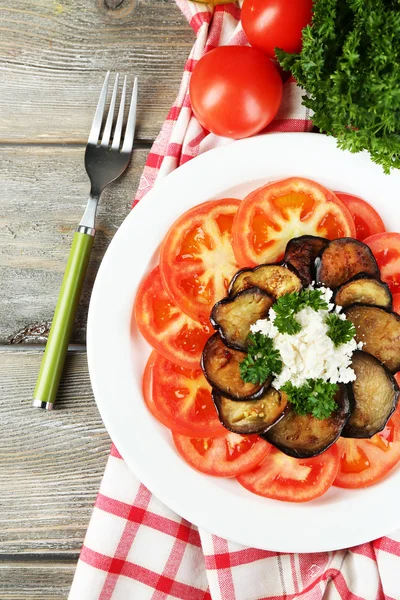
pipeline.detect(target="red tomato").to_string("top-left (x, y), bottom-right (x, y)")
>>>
top-left (334, 415), bottom-right (400, 489)
top-left (242, 0), bottom-right (313, 59)
top-left (393, 294), bottom-right (400, 314)
top-left (173, 431), bottom-right (270, 477)
top-left (134, 267), bottom-right (211, 369)
top-left (335, 192), bottom-right (386, 241)
top-left (160, 199), bottom-right (240, 322)
top-left (364, 233), bottom-right (400, 294)
top-left (189, 46), bottom-right (283, 139)
top-left (396, 373), bottom-right (400, 387)
top-left (237, 446), bottom-right (339, 502)
top-left (143, 351), bottom-right (225, 437)
top-left (232, 177), bottom-right (356, 266)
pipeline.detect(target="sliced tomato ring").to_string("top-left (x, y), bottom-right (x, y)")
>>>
top-left (134, 267), bottom-right (212, 369)
top-left (335, 192), bottom-right (386, 241)
top-left (231, 178), bottom-right (356, 266)
top-left (237, 445), bottom-right (339, 502)
top-left (334, 415), bottom-right (400, 489)
top-left (364, 233), bottom-right (400, 294)
top-left (143, 351), bottom-right (225, 437)
top-left (172, 431), bottom-right (270, 477)
top-left (160, 199), bottom-right (241, 321)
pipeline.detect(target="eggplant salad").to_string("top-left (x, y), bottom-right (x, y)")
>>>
top-left (201, 236), bottom-right (400, 459)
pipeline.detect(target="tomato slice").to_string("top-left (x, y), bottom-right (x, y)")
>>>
top-left (334, 414), bottom-right (400, 489)
top-left (364, 233), bottom-right (400, 294)
top-left (393, 294), bottom-right (400, 314)
top-left (335, 192), bottom-right (386, 241)
top-left (173, 431), bottom-right (270, 477)
top-left (143, 351), bottom-right (225, 437)
top-left (160, 199), bottom-right (241, 321)
top-left (134, 267), bottom-right (212, 369)
top-left (237, 445), bottom-right (339, 502)
top-left (231, 178), bottom-right (356, 266)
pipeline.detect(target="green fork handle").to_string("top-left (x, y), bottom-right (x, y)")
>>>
top-left (33, 231), bottom-right (94, 410)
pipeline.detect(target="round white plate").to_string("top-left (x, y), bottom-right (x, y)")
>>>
top-left (87, 133), bottom-right (400, 553)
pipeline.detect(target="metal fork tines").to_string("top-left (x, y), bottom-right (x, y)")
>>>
top-left (78, 72), bottom-right (138, 234)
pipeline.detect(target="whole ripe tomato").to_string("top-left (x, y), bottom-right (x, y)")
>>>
top-left (242, 0), bottom-right (313, 59)
top-left (189, 46), bottom-right (282, 139)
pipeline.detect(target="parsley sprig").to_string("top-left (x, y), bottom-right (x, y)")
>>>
top-left (276, 0), bottom-right (400, 174)
top-left (273, 289), bottom-right (328, 334)
top-left (239, 332), bottom-right (283, 384)
top-left (282, 379), bottom-right (339, 420)
top-left (326, 313), bottom-right (356, 347)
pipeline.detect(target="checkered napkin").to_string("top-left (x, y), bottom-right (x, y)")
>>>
top-left (69, 2), bottom-right (400, 599)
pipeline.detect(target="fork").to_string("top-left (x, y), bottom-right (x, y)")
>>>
top-left (33, 72), bottom-right (138, 410)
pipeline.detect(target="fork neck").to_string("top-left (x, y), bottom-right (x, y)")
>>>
top-left (77, 190), bottom-right (100, 236)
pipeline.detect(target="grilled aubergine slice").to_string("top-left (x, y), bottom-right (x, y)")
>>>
top-left (284, 235), bottom-right (328, 285)
top-left (212, 387), bottom-right (287, 435)
top-left (344, 305), bottom-right (400, 373)
top-left (333, 274), bottom-right (392, 309)
top-left (263, 385), bottom-right (351, 458)
top-left (228, 264), bottom-right (302, 298)
top-left (316, 238), bottom-right (379, 289)
top-left (210, 287), bottom-right (273, 351)
top-left (201, 334), bottom-right (269, 401)
top-left (342, 351), bottom-right (399, 438)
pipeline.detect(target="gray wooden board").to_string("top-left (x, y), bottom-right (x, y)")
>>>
top-left (0, 0), bottom-right (194, 143)
top-left (0, 349), bottom-right (110, 556)
top-left (0, 145), bottom-right (150, 344)
top-left (0, 560), bottom-right (77, 599)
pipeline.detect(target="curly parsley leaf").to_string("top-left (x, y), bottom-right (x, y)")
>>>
top-left (273, 289), bottom-right (328, 334)
top-left (239, 332), bottom-right (283, 384)
top-left (282, 379), bottom-right (339, 420)
top-left (326, 313), bottom-right (356, 346)
top-left (276, 0), bottom-right (400, 174)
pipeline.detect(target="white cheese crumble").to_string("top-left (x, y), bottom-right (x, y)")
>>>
top-left (250, 286), bottom-right (361, 389)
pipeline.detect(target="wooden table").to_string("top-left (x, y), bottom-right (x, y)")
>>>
top-left (0, 1), bottom-right (194, 596)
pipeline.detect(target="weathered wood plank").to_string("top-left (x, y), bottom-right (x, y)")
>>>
top-left (0, 560), bottom-right (76, 599)
top-left (0, 145), bottom-right (148, 344)
top-left (0, 349), bottom-right (110, 554)
top-left (0, 0), bottom-right (194, 143)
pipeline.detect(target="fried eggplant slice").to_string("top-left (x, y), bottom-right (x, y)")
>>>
top-left (210, 287), bottom-right (273, 351)
top-left (228, 264), bottom-right (302, 298)
top-left (334, 274), bottom-right (392, 309)
top-left (315, 238), bottom-right (379, 289)
top-left (344, 305), bottom-right (400, 373)
top-left (263, 385), bottom-right (350, 458)
top-left (342, 351), bottom-right (399, 438)
top-left (201, 334), bottom-right (268, 401)
top-left (284, 235), bottom-right (328, 285)
top-left (212, 387), bottom-right (287, 435)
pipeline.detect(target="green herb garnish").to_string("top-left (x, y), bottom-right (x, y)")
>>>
top-left (273, 289), bottom-right (328, 334)
top-left (282, 379), bottom-right (339, 420)
top-left (276, 0), bottom-right (400, 174)
top-left (239, 332), bottom-right (283, 384)
top-left (326, 313), bottom-right (356, 347)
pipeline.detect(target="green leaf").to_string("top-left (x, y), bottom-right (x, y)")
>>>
top-left (273, 289), bottom-right (328, 334)
top-left (282, 379), bottom-right (339, 420)
top-left (239, 332), bottom-right (283, 385)
top-left (326, 313), bottom-right (356, 346)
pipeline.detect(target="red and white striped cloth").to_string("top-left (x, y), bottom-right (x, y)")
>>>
top-left (69, 2), bottom-right (400, 599)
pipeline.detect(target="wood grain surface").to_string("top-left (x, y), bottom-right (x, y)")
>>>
top-left (0, 145), bottom-right (148, 344)
top-left (0, 0), bottom-right (194, 143)
top-left (0, 0), bottom-right (195, 595)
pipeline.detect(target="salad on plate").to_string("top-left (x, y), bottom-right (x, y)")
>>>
top-left (134, 176), bottom-right (400, 503)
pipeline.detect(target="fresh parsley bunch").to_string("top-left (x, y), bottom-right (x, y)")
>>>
top-left (239, 332), bottom-right (283, 384)
top-left (273, 289), bottom-right (328, 334)
top-left (277, 0), bottom-right (400, 173)
top-left (282, 379), bottom-right (339, 420)
top-left (326, 313), bottom-right (356, 347)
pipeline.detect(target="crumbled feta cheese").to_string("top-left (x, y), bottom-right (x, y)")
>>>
top-left (250, 286), bottom-right (358, 389)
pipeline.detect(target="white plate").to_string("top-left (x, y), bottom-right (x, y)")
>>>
top-left (87, 133), bottom-right (400, 553)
